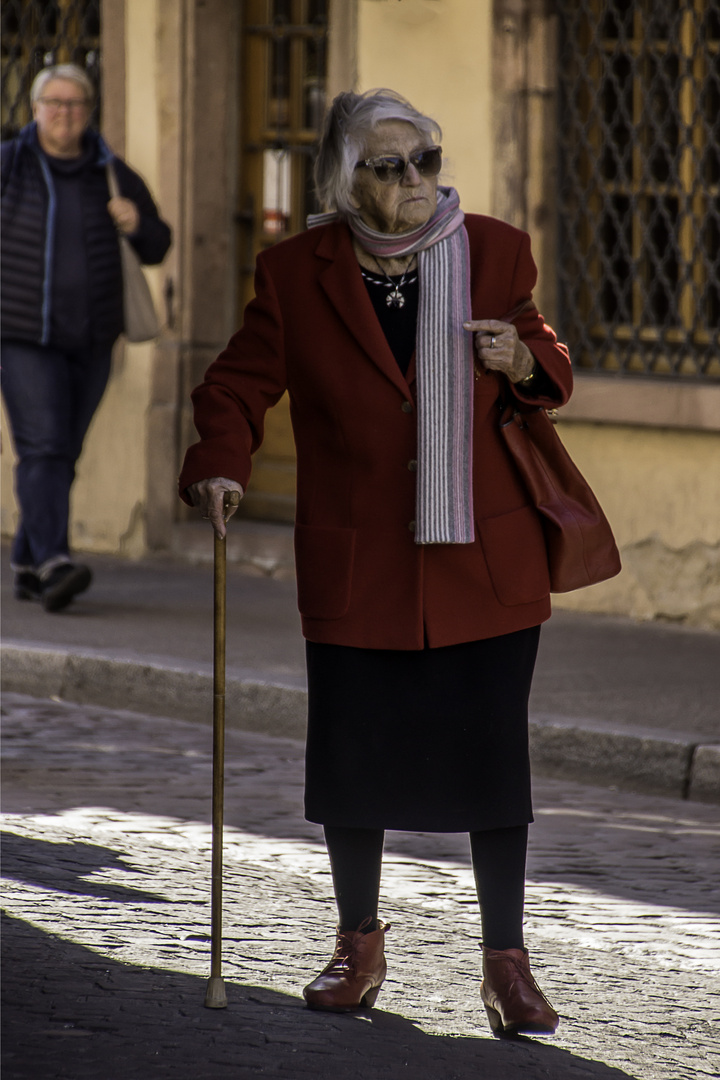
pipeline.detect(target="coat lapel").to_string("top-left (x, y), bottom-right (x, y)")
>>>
top-left (314, 222), bottom-right (412, 397)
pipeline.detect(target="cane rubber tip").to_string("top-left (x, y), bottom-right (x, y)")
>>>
top-left (204, 976), bottom-right (228, 1009)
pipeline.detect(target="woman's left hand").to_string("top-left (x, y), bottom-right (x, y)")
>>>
top-left (463, 319), bottom-right (535, 383)
top-left (108, 196), bottom-right (141, 235)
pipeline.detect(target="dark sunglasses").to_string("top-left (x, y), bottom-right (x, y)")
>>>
top-left (355, 146), bottom-right (442, 185)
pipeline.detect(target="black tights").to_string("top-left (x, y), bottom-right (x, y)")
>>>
top-left (323, 824), bottom-right (528, 950)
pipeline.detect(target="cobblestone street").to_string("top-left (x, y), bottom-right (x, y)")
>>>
top-left (2, 692), bottom-right (719, 1080)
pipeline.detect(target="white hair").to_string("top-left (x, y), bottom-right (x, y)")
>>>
top-left (31, 64), bottom-right (94, 105)
top-left (314, 89), bottom-right (442, 218)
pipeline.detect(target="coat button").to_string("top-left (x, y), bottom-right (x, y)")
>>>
top-left (408, 520), bottom-right (416, 532)
top-left (401, 401), bottom-right (413, 413)
top-left (408, 459), bottom-right (417, 471)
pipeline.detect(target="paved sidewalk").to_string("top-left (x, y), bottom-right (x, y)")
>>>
top-left (2, 692), bottom-right (720, 1080)
top-left (2, 533), bottom-right (719, 801)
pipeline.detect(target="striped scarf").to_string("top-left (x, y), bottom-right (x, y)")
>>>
top-left (308, 187), bottom-right (474, 544)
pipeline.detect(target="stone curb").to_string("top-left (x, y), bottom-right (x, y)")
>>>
top-left (2, 641), bottom-right (718, 804)
top-left (1, 642), bottom-right (307, 741)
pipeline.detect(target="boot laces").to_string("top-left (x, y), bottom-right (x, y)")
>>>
top-left (327, 943), bottom-right (356, 976)
top-left (488, 952), bottom-right (554, 1009)
top-left (324, 918), bottom-right (389, 977)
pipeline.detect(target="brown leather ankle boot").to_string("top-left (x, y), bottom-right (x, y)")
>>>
top-left (481, 945), bottom-right (559, 1035)
top-left (303, 920), bottom-right (389, 1012)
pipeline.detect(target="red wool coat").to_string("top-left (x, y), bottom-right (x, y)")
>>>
top-left (179, 213), bottom-right (573, 650)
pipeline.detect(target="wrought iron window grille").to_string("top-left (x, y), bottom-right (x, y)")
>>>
top-left (557, 1), bottom-right (720, 380)
top-left (1, 0), bottom-right (101, 141)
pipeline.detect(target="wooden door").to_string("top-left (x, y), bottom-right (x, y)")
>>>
top-left (237, 0), bottom-right (329, 521)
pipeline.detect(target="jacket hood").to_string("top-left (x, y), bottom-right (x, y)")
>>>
top-left (16, 121), bottom-right (114, 168)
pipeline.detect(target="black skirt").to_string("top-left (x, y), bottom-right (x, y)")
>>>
top-left (304, 626), bottom-right (540, 833)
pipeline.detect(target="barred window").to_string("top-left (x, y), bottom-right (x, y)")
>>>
top-left (1, 0), bottom-right (101, 140)
top-left (557, 1), bottom-right (720, 380)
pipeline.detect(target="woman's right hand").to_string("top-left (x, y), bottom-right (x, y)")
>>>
top-left (187, 477), bottom-right (244, 539)
top-left (107, 196), bottom-right (141, 235)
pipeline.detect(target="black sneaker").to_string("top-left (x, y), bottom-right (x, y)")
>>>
top-left (41, 563), bottom-right (93, 612)
top-left (14, 571), bottom-right (42, 601)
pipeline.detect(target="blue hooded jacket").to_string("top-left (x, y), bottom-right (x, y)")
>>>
top-left (1, 122), bottom-right (171, 348)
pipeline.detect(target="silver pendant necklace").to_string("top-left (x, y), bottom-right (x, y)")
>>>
top-left (370, 254), bottom-right (416, 308)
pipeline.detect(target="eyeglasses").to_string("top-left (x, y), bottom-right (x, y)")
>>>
top-left (37, 98), bottom-right (89, 112)
top-left (355, 146), bottom-right (442, 185)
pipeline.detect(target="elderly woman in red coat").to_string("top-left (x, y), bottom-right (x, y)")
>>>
top-left (180, 89), bottom-right (571, 1035)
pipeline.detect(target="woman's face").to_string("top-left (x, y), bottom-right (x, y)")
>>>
top-left (32, 78), bottom-right (91, 158)
top-left (352, 120), bottom-right (439, 234)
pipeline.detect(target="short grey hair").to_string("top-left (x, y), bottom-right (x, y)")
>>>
top-left (31, 64), bottom-right (94, 105)
top-left (314, 89), bottom-right (442, 218)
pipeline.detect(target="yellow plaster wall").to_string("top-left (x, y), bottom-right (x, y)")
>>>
top-left (356, 0), bottom-right (493, 215)
top-left (70, 0), bottom-right (162, 556)
top-left (0, 402), bottom-right (15, 541)
top-left (69, 342), bottom-right (153, 559)
top-left (553, 424), bottom-right (720, 628)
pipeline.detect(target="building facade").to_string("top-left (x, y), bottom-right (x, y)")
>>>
top-left (2, 0), bottom-right (719, 626)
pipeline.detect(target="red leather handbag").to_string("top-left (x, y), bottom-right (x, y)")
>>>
top-left (499, 400), bottom-right (622, 593)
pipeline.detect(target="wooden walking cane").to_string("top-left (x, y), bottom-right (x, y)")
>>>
top-left (205, 489), bottom-right (241, 1009)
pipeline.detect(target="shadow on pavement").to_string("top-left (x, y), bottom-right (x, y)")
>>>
top-left (3, 693), bottom-right (718, 920)
top-left (1, 912), bottom-right (634, 1080)
top-left (1, 832), bottom-right (167, 905)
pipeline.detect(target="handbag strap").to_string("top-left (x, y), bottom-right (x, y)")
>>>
top-left (494, 299), bottom-right (544, 419)
top-left (106, 161), bottom-right (120, 200)
top-left (498, 386), bottom-right (559, 429)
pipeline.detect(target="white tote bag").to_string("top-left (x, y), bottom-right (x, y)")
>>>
top-left (106, 163), bottom-right (161, 342)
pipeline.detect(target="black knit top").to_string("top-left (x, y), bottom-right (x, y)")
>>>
top-left (361, 269), bottom-right (419, 377)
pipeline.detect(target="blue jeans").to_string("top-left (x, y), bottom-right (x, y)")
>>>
top-left (1, 340), bottom-right (113, 573)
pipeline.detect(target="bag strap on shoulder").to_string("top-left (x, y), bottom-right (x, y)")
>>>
top-left (106, 161), bottom-right (120, 200)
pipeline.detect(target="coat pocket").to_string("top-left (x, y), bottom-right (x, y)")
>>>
top-left (476, 505), bottom-right (550, 606)
top-left (294, 524), bottom-right (356, 620)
